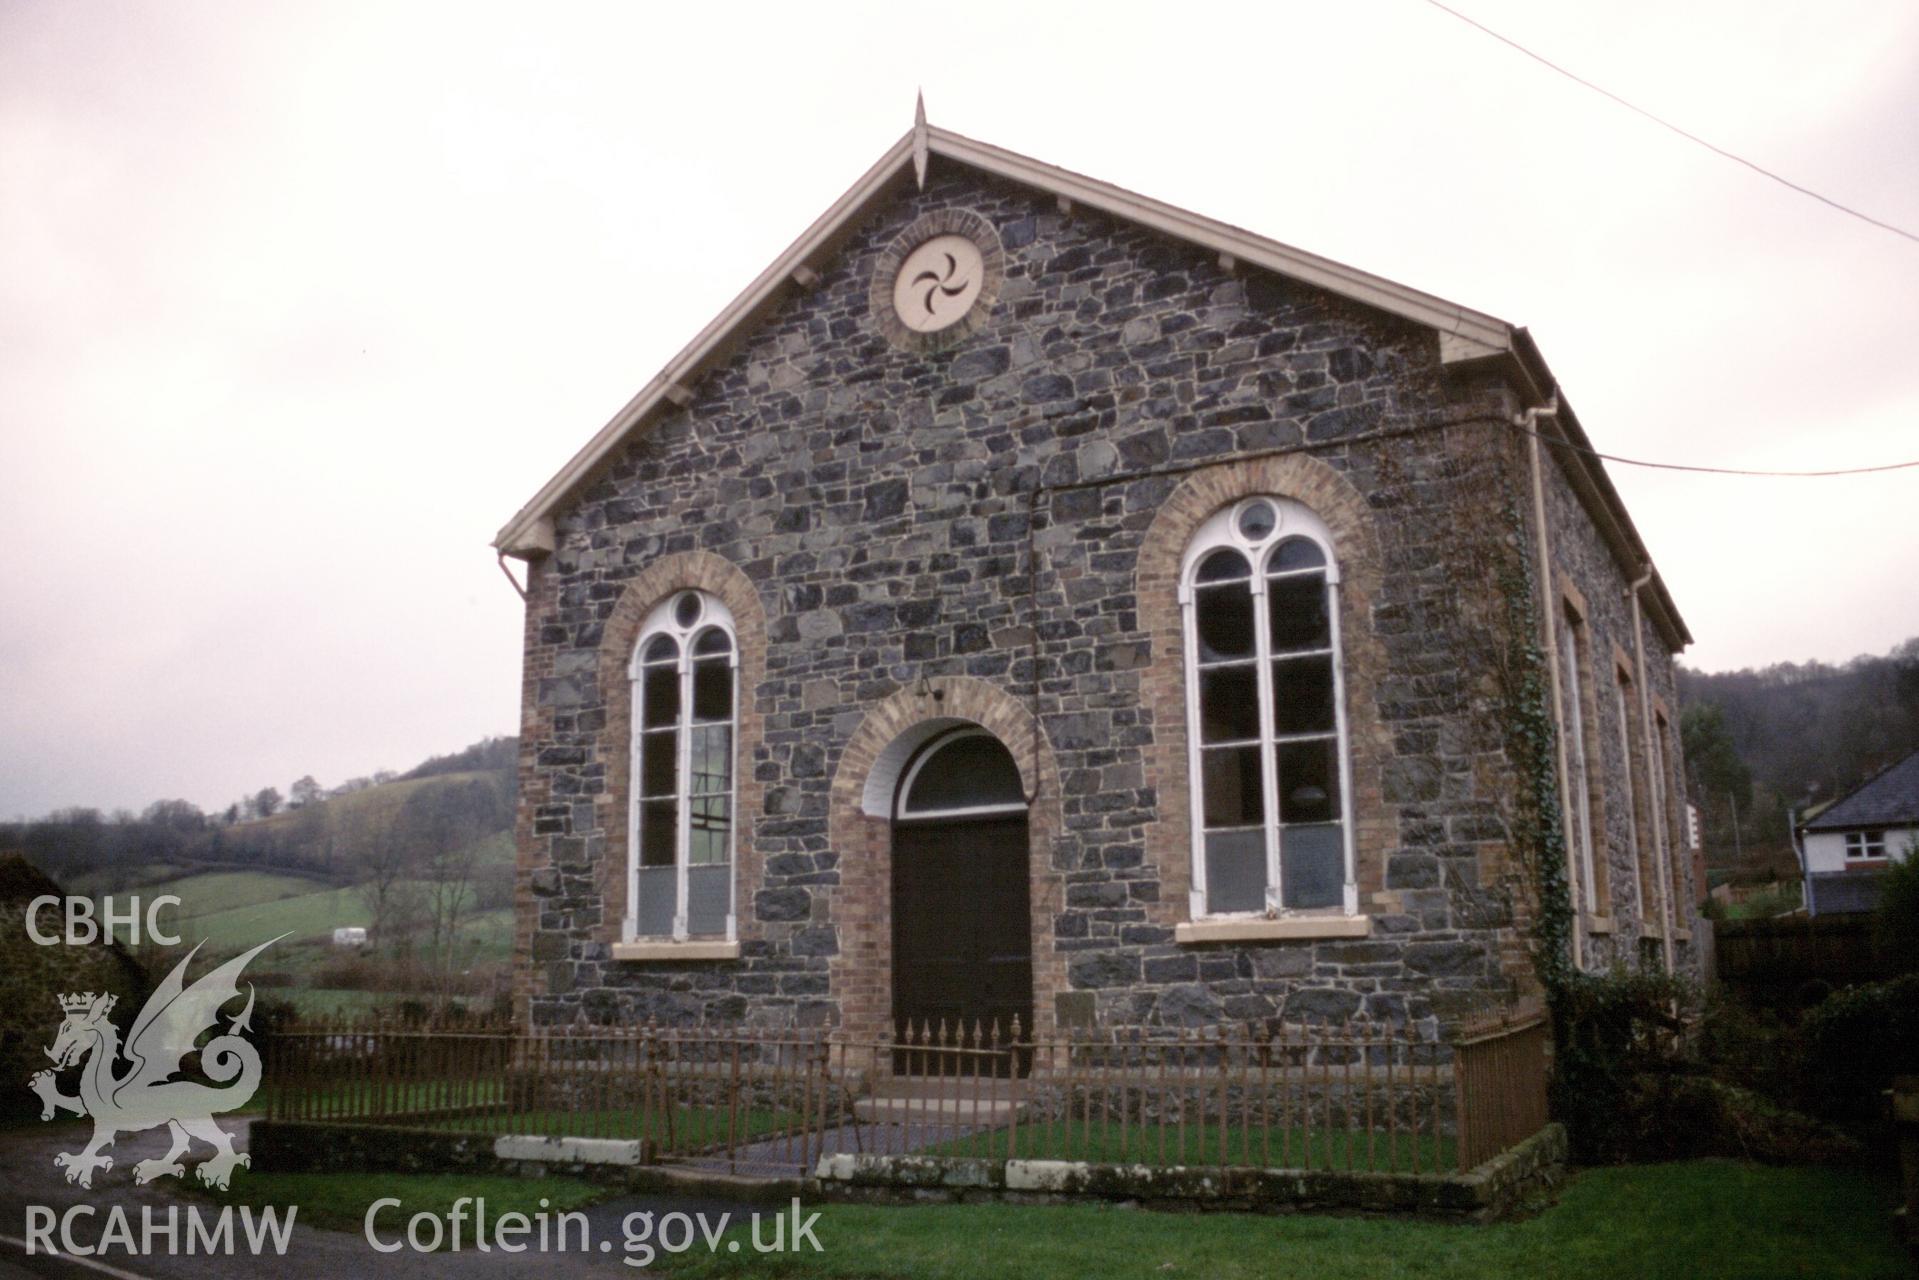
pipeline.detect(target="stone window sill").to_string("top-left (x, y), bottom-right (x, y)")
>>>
top-left (1175, 916), bottom-right (1371, 945)
top-left (1585, 913), bottom-right (1615, 935)
top-left (611, 940), bottom-right (740, 962)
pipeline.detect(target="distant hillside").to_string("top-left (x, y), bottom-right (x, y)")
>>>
top-left (0, 735), bottom-right (521, 1016)
top-left (1, 735), bottom-right (516, 892)
top-left (237, 768), bottom-right (512, 877)
top-left (401, 736), bottom-right (517, 781)
top-left (1679, 638), bottom-right (1919, 876)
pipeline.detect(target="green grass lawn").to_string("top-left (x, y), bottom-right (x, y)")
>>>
top-left (259, 1081), bottom-right (803, 1154)
top-left (192, 1170), bottom-right (610, 1237)
top-left (661, 1160), bottom-right (1908, 1280)
top-left (926, 1121), bottom-right (1454, 1174)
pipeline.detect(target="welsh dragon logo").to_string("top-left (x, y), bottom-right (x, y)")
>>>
top-left (28, 936), bottom-right (281, 1190)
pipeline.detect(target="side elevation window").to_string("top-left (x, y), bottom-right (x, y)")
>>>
top-left (1614, 664), bottom-right (1652, 920)
top-left (1653, 707), bottom-right (1685, 919)
top-left (628, 590), bottom-right (737, 941)
top-left (1181, 497), bottom-right (1355, 918)
top-left (1557, 601), bottom-right (1605, 920)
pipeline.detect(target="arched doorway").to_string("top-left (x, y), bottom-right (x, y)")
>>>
top-left (890, 727), bottom-right (1033, 1043)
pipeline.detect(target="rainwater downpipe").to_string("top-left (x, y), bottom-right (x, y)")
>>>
top-left (1023, 481), bottom-right (1044, 806)
top-left (1522, 394), bottom-right (1584, 972)
top-left (1628, 564), bottom-right (1678, 974)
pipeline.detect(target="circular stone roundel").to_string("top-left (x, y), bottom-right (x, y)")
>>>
top-left (892, 234), bottom-right (985, 334)
top-left (870, 208), bottom-right (1004, 353)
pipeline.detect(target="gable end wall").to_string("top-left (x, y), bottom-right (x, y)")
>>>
top-left (511, 167), bottom-right (1637, 1031)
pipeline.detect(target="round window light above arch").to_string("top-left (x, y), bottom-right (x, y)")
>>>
top-left (1180, 497), bottom-right (1342, 589)
top-left (859, 719), bottom-right (1030, 819)
top-left (895, 727), bottom-right (1026, 820)
top-left (628, 590), bottom-right (736, 676)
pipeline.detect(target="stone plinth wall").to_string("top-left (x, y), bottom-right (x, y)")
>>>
top-left (813, 1122), bottom-right (1566, 1221)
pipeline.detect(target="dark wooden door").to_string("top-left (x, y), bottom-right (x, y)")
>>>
top-left (891, 815), bottom-right (1032, 1047)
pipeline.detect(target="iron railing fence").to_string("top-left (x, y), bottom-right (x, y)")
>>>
top-left (265, 1004), bottom-right (1549, 1177)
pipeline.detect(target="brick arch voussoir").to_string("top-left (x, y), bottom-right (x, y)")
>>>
top-left (598, 551), bottom-right (769, 696)
top-left (1135, 453), bottom-right (1380, 593)
top-left (828, 676), bottom-right (1059, 811)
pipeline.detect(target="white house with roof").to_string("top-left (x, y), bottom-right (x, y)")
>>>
top-left (1798, 749), bottom-right (1919, 916)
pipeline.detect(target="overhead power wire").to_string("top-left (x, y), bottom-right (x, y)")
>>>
top-left (1422, 0), bottom-right (1919, 246)
top-left (1508, 418), bottom-right (1919, 478)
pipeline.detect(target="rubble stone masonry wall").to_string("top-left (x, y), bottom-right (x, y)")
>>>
top-left (511, 165), bottom-right (1691, 1033)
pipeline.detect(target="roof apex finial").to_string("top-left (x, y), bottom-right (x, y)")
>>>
top-left (912, 90), bottom-right (929, 191)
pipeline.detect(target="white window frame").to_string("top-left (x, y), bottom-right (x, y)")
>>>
top-left (1845, 830), bottom-right (1887, 861)
top-left (626, 590), bottom-right (738, 942)
top-left (1613, 667), bottom-right (1645, 919)
top-left (1179, 497), bottom-right (1357, 919)
top-left (1558, 614), bottom-right (1599, 916)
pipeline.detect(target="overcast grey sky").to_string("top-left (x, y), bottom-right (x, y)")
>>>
top-left (3, 0), bottom-right (1915, 820)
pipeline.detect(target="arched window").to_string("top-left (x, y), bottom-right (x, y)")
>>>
top-left (1180, 497), bottom-right (1355, 917)
top-left (895, 727), bottom-right (1027, 821)
top-left (627, 590), bottom-right (737, 941)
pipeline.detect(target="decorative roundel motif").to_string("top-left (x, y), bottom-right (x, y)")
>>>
top-left (892, 234), bottom-right (985, 334)
top-left (870, 208), bottom-right (1005, 353)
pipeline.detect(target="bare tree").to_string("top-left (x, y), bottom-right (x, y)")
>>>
top-left (395, 779), bottom-right (502, 1000)
top-left (345, 802), bottom-right (414, 958)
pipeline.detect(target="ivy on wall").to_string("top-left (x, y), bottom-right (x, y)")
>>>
top-left (1495, 497), bottom-right (1577, 996)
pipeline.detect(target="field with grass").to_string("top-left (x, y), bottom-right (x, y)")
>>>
top-left (81, 798), bottom-right (518, 1011)
top-left (106, 877), bottom-right (514, 975)
top-left (661, 1160), bottom-right (1907, 1280)
top-left (156, 869), bottom-right (334, 919)
top-left (65, 861), bottom-right (192, 896)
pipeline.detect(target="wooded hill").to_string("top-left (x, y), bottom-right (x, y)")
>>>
top-left (1679, 637), bottom-right (1919, 878)
top-left (0, 738), bottom-right (519, 1012)
top-left (2, 736), bottom-right (516, 891)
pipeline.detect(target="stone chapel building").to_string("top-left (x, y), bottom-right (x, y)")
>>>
top-left (498, 118), bottom-right (1700, 1039)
